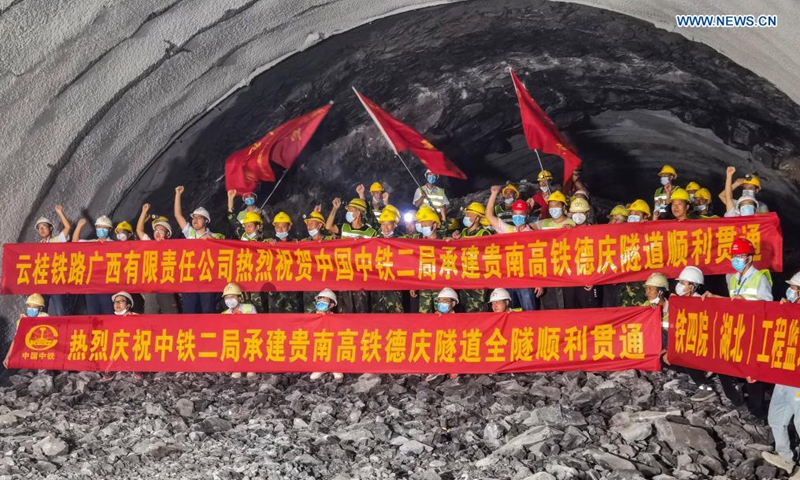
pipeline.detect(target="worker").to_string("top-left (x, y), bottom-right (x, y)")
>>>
top-left (721, 166), bottom-right (763, 217)
top-left (626, 199), bottom-right (651, 223)
top-left (607, 205), bottom-right (629, 224)
top-left (412, 169), bottom-right (449, 222)
top-left (653, 165), bottom-right (677, 217)
top-left (690, 188), bottom-right (717, 219)
top-left (220, 282), bottom-right (257, 379)
top-left (489, 288), bottom-right (515, 313)
top-left (684, 181), bottom-right (701, 202)
top-left (414, 207), bottom-right (445, 313)
top-left (325, 198), bottom-right (374, 313)
top-left (264, 212), bottom-right (301, 313)
top-left (451, 202), bottom-right (491, 312)
top-left (135, 204), bottom-right (179, 315)
top-left (494, 184), bottom-right (520, 225)
top-left (111, 292), bottom-right (138, 317)
top-left (300, 207), bottom-right (335, 312)
top-left (309, 289), bottom-right (343, 381)
top-left (702, 238), bottom-right (772, 420)
top-left (531, 190), bottom-right (575, 230)
top-left (568, 196), bottom-right (592, 226)
top-left (174, 185), bottom-right (224, 314)
top-left (114, 220), bottom-right (134, 241)
top-left (34, 205), bottom-right (72, 316)
top-left (362, 182), bottom-right (389, 223)
top-left (564, 167), bottom-right (590, 198)
top-left (229, 190), bottom-right (263, 226)
top-left (3, 294), bottom-right (50, 369)
top-left (369, 209), bottom-right (405, 313)
top-left (529, 170), bottom-right (555, 220)
top-left (719, 169), bottom-right (770, 213)
top-left (781, 272), bottom-right (800, 305)
top-left (73, 215), bottom-right (115, 315)
top-left (563, 196), bottom-right (600, 309)
top-left (425, 287), bottom-right (460, 382)
top-left (666, 188), bottom-right (691, 221)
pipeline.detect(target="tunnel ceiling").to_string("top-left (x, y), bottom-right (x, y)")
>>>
top-left (109, 0), bottom-right (800, 240)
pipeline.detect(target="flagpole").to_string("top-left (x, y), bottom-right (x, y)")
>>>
top-left (393, 152), bottom-right (436, 211)
top-left (258, 169), bottom-right (290, 212)
top-left (533, 149), bottom-right (553, 193)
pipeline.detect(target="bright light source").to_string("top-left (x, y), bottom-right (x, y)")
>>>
top-left (403, 212), bottom-right (414, 223)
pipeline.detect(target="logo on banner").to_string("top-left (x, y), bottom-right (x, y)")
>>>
top-left (25, 325), bottom-right (58, 351)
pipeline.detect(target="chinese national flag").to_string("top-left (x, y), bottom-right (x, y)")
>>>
top-left (224, 104), bottom-right (331, 192)
top-left (510, 68), bottom-right (582, 181)
top-left (353, 88), bottom-right (467, 180)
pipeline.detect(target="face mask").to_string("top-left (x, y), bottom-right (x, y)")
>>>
top-left (225, 298), bottom-right (239, 310)
top-left (421, 226), bottom-right (433, 237)
top-left (541, 184), bottom-right (550, 192)
top-left (316, 301), bottom-right (330, 312)
top-left (246, 231), bottom-right (258, 239)
top-left (308, 228), bottom-right (319, 237)
top-left (345, 211), bottom-right (356, 224)
top-left (786, 287), bottom-right (798, 303)
top-left (731, 257), bottom-right (748, 273)
top-left (114, 309), bottom-right (128, 316)
top-left (415, 222), bottom-right (423, 234)
top-left (116, 232), bottom-right (129, 241)
top-left (462, 216), bottom-right (473, 228)
top-left (426, 175), bottom-right (437, 184)
top-left (660, 176), bottom-right (670, 186)
top-left (741, 189), bottom-right (755, 198)
top-left (572, 213), bottom-right (587, 225)
top-left (675, 283), bottom-right (689, 297)
top-left (96, 228), bottom-right (109, 239)
top-left (689, 194), bottom-right (695, 202)
top-left (275, 231), bottom-right (289, 240)
top-left (26, 307), bottom-right (40, 317)
top-left (512, 215), bottom-right (526, 227)
top-left (628, 215), bottom-right (641, 223)
top-left (739, 205), bottom-right (756, 216)
top-left (549, 208), bottom-right (563, 219)
top-left (693, 205), bottom-right (707, 213)
top-left (504, 197), bottom-right (514, 205)
top-left (649, 297), bottom-right (661, 305)
top-left (244, 197), bottom-right (255, 206)
top-left (436, 302), bottom-right (451, 314)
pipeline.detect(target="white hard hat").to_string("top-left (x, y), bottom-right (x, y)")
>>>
top-left (152, 220), bottom-right (173, 238)
top-left (736, 196), bottom-right (759, 209)
top-left (111, 291), bottom-right (134, 308)
top-left (436, 287), bottom-right (459, 304)
top-left (191, 207), bottom-right (211, 222)
top-left (676, 266), bottom-right (704, 285)
top-left (316, 288), bottom-right (337, 306)
top-left (95, 215), bottom-right (113, 228)
top-left (35, 217), bottom-right (54, 229)
top-left (489, 288), bottom-right (511, 303)
top-left (644, 273), bottom-right (669, 289)
top-left (425, 169), bottom-right (435, 176)
top-left (786, 272), bottom-right (800, 287)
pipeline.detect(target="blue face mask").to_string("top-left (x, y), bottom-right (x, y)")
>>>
top-left (345, 211), bottom-right (356, 224)
top-left (96, 228), bottom-right (109, 239)
top-left (316, 301), bottom-right (330, 312)
top-left (732, 257), bottom-right (748, 273)
top-left (436, 302), bottom-right (451, 314)
top-left (421, 226), bottom-right (433, 237)
top-left (426, 175), bottom-right (437, 184)
top-left (504, 197), bottom-right (514, 205)
top-left (26, 307), bottom-right (40, 317)
top-left (415, 222), bottom-right (423, 233)
top-left (660, 176), bottom-right (670, 186)
top-left (786, 287), bottom-right (798, 303)
top-left (628, 215), bottom-right (641, 223)
top-left (512, 215), bottom-right (526, 227)
top-left (275, 231), bottom-right (289, 240)
top-left (308, 228), bottom-right (319, 237)
top-left (549, 208), bottom-right (563, 220)
top-left (244, 197), bottom-right (255, 206)
top-left (740, 205), bottom-right (756, 216)
top-left (462, 216), bottom-right (473, 228)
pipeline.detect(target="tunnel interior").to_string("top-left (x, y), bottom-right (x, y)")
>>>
top-left (113, 0), bottom-right (800, 264)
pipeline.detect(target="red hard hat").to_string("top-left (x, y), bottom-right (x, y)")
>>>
top-left (731, 238), bottom-right (755, 255)
top-left (511, 200), bottom-right (529, 213)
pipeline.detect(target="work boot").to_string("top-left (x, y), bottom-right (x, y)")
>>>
top-left (762, 452), bottom-right (795, 474)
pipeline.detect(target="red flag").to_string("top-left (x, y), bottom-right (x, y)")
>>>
top-left (510, 68), bottom-right (582, 181)
top-left (224, 104), bottom-right (331, 192)
top-left (353, 88), bottom-right (467, 180)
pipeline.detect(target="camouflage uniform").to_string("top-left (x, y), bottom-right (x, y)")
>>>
top-left (418, 289), bottom-right (438, 314)
top-left (457, 225), bottom-right (491, 313)
top-left (619, 282), bottom-right (647, 307)
top-left (335, 223), bottom-right (376, 313)
top-left (265, 236), bottom-right (302, 313)
top-left (228, 213), bottom-right (268, 312)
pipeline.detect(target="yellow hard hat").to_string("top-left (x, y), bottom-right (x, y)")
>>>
top-left (537, 170), bottom-right (553, 182)
top-left (447, 218), bottom-right (459, 231)
top-left (658, 165), bottom-right (678, 179)
top-left (694, 188), bottom-right (712, 202)
top-left (378, 209), bottom-right (398, 223)
top-left (608, 205), bottom-right (629, 218)
top-left (669, 188), bottom-right (691, 203)
top-left (304, 211), bottom-right (325, 224)
top-left (743, 176), bottom-right (762, 189)
top-left (547, 191), bottom-right (567, 205)
top-left (369, 182), bottom-right (384, 193)
top-left (114, 221), bottom-right (133, 233)
top-left (645, 273), bottom-right (669, 289)
top-left (242, 212), bottom-right (263, 224)
top-left (628, 199), bottom-right (652, 217)
top-left (347, 198), bottom-right (367, 212)
top-left (384, 204), bottom-right (401, 221)
top-left (464, 202), bottom-right (486, 217)
top-left (501, 185), bottom-right (519, 197)
top-left (569, 197), bottom-right (590, 213)
top-left (685, 182), bottom-right (701, 192)
top-left (272, 212), bottom-right (292, 226)
top-left (222, 282), bottom-right (243, 297)
top-left (25, 294), bottom-right (45, 308)
top-left (415, 206), bottom-right (437, 221)
top-left (416, 208), bottom-right (441, 224)
top-left (480, 217), bottom-right (491, 227)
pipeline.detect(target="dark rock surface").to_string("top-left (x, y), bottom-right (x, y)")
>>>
top-left (0, 369), bottom-right (781, 479)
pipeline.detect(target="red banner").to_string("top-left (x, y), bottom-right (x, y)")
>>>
top-left (2, 214), bottom-right (781, 295)
top-left (669, 296), bottom-right (800, 388)
top-left (8, 307), bottom-right (661, 373)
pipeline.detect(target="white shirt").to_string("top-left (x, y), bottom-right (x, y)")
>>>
top-left (726, 266), bottom-right (773, 301)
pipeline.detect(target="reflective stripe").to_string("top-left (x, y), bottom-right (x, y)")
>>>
top-left (223, 304), bottom-right (257, 314)
top-left (419, 186), bottom-right (447, 209)
top-left (728, 269), bottom-right (772, 300)
top-left (341, 223), bottom-right (376, 239)
top-left (662, 321), bottom-right (670, 329)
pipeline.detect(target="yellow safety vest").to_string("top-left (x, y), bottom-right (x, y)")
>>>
top-left (222, 304), bottom-right (257, 314)
top-left (341, 223), bottom-right (377, 239)
top-left (418, 186), bottom-right (447, 209)
top-left (728, 269), bottom-right (772, 300)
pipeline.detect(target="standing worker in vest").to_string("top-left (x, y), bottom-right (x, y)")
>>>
top-left (35, 204), bottom-right (73, 316)
top-left (360, 182), bottom-right (390, 225)
top-left (230, 191), bottom-right (263, 226)
top-left (300, 207), bottom-right (335, 312)
top-left (174, 185), bottom-right (224, 314)
top-left (413, 169), bottom-right (449, 222)
top-left (653, 165), bottom-right (677, 218)
top-left (702, 237), bottom-right (772, 420)
top-left (413, 207), bottom-right (445, 313)
top-left (529, 170), bottom-right (556, 220)
top-left (326, 197), bottom-right (375, 313)
top-left (265, 212), bottom-right (301, 314)
top-left (73, 215), bottom-right (116, 315)
top-left (451, 202), bottom-right (492, 312)
top-left (136, 204), bottom-right (180, 314)
top-left (494, 184), bottom-right (520, 226)
top-left (371, 209), bottom-right (404, 313)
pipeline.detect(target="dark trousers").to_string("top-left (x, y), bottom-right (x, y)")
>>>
top-left (720, 375), bottom-right (768, 419)
top-left (182, 293), bottom-right (217, 314)
top-left (45, 294), bottom-right (70, 316)
top-left (563, 286), bottom-right (600, 309)
top-left (85, 294), bottom-right (113, 315)
top-left (509, 288), bottom-right (536, 311)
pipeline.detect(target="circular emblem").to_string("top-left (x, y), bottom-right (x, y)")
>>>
top-left (24, 325), bottom-right (58, 351)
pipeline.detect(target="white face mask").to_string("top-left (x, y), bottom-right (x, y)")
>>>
top-left (675, 283), bottom-right (689, 297)
top-left (116, 232), bottom-right (129, 241)
top-left (114, 309), bottom-right (128, 316)
top-left (549, 208), bottom-right (563, 219)
top-left (225, 298), bottom-right (239, 309)
top-left (572, 213), bottom-right (586, 225)
top-left (660, 176), bottom-right (670, 186)
top-left (649, 297), bottom-right (660, 305)
top-left (627, 215), bottom-right (641, 223)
